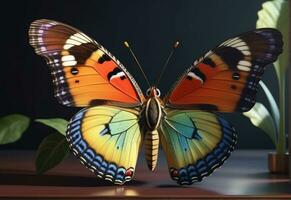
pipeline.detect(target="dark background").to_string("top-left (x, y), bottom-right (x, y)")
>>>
top-left (0, 0), bottom-right (278, 149)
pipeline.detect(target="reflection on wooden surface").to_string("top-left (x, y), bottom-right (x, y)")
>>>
top-left (0, 150), bottom-right (290, 199)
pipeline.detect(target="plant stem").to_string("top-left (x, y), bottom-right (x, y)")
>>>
top-left (276, 73), bottom-right (286, 154)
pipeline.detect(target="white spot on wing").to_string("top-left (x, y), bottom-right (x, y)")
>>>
top-left (231, 41), bottom-right (247, 48)
top-left (63, 60), bottom-right (77, 66)
top-left (238, 60), bottom-right (251, 71)
top-left (63, 100), bottom-right (70, 105)
top-left (220, 37), bottom-right (238, 46)
top-left (204, 50), bottom-right (213, 58)
top-left (238, 65), bottom-right (251, 71)
top-left (63, 32), bottom-right (90, 50)
top-left (64, 44), bottom-right (74, 50)
top-left (62, 55), bottom-right (77, 66)
top-left (223, 38), bottom-right (251, 56)
top-left (110, 71), bottom-right (126, 80)
top-left (238, 60), bottom-right (251, 67)
top-left (242, 50), bottom-right (251, 56)
top-left (61, 55), bottom-right (75, 62)
top-left (66, 39), bottom-right (82, 46)
top-left (40, 46), bottom-right (46, 52)
top-left (72, 33), bottom-right (90, 43)
top-left (187, 72), bottom-right (203, 83)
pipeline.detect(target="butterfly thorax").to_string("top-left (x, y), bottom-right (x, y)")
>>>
top-left (144, 87), bottom-right (163, 131)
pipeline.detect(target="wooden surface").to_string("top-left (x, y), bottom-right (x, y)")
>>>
top-left (0, 150), bottom-right (290, 199)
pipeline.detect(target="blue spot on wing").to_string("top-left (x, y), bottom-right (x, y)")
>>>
top-left (187, 165), bottom-right (197, 177)
top-left (70, 125), bottom-right (80, 133)
top-left (75, 140), bottom-right (87, 153)
top-left (70, 120), bottom-right (81, 127)
top-left (72, 111), bottom-right (84, 121)
top-left (100, 124), bottom-right (110, 136)
top-left (116, 168), bottom-right (126, 180)
top-left (83, 149), bottom-right (95, 163)
top-left (179, 136), bottom-right (189, 151)
top-left (108, 164), bottom-right (117, 172)
top-left (93, 156), bottom-right (102, 169)
top-left (168, 116), bottom-right (202, 140)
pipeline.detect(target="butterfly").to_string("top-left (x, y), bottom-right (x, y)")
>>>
top-left (29, 19), bottom-right (282, 185)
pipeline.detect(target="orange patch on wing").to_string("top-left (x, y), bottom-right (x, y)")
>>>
top-left (93, 60), bottom-right (140, 102)
top-left (170, 63), bottom-right (222, 102)
top-left (169, 71), bottom-right (249, 112)
top-left (71, 84), bottom-right (137, 106)
top-left (63, 65), bottom-right (139, 105)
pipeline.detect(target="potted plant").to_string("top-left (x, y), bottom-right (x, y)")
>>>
top-left (243, 0), bottom-right (290, 174)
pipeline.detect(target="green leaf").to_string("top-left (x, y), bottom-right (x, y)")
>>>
top-left (259, 81), bottom-right (279, 130)
top-left (243, 102), bottom-right (277, 146)
top-left (0, 114), bottom-right (30, 144)
top-left (35, 133), bottom-right (69, 174)
top-left (256, 0), bottom-right (290, 84)
top-left (35, 118), bottom-right (68, 136)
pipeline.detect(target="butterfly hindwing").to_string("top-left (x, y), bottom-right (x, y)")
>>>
top-left (165, 28), bottom-right (283, 112)
top-left (29, 19), bottom-right (144, 107)
top-left (66, 106), bottom-right (142, 184)
top-left (160, 109), bottom-right (237, 185)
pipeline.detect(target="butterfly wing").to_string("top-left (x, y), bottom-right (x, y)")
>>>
top-left (160, 109), bottom-right (236, 185)
top-left (164, 28), bottom-right (282, 112)
top-left (66, 106), bottom-right (142, 184)
top-left (29, 19), bottom-right (144, 107)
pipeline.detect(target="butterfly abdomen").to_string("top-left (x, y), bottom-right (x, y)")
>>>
top-left (145, 130), bottom-right (159, 171)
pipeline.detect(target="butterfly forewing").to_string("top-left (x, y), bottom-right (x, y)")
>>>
top-left (164, 28), bottom-right (283, 112)
top-left (29, 19), bottom-right (144, 107)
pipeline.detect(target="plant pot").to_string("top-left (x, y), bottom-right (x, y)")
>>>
top-left (268, 152), bottom-right (289, 174)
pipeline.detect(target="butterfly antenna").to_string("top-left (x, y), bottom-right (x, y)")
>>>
top-left (155, 41), bottom-right (180, 87)
top-left (124, 41), bottom-right (151, 88)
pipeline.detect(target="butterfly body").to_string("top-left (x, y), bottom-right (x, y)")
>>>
top-left (142, 87), bottom-right (163, 171)
top-left (29, 19), bottom-right (283, 185)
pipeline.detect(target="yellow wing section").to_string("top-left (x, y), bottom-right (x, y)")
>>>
top-left (66, 106), bottom-right (142, 185)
